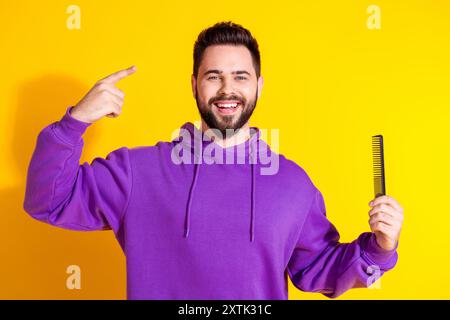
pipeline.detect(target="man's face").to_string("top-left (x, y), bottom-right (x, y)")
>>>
top-left (192, 44), bottom-right (264, 138)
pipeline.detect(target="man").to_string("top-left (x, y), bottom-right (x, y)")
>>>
top-left (23, 21), bottom-right (403, 299)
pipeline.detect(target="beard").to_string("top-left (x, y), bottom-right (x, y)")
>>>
top-left (195, 88), bottom-right (258, 139)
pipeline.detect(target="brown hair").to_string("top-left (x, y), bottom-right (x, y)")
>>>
top-left (193, 21), bottom-right (261, 79)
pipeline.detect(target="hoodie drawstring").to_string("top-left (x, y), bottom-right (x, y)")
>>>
top-left (185, 161), bottom-right (200, 238)
top-left (183, 132), bottom-right (257, 242)
top-left (250, 143), bottom-right (256, 242)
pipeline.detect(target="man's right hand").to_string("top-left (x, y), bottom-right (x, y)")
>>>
top-left (70, 65), bottom-right (137, 124)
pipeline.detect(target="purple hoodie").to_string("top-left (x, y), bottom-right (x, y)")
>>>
top-left (23, 106), bottom-right (398, 299)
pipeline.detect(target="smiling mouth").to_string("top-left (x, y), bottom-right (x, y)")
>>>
top-left (212, 101), bottom-right (242, 115)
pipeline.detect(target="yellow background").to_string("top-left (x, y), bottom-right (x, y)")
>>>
top-left (1, 0), bottom-right (449, 299)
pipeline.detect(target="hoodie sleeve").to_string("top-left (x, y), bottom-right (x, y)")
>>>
top-left (287, 187), bottom-right (398, 298)
top-left (23, 106), bottom-right (132, 234)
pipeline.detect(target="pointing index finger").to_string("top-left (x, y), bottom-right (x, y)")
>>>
top-left (100, 65), bottom-right (137, 84)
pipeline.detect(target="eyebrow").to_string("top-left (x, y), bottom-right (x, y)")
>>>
top-left (203, 69), bottom-right (251, 76)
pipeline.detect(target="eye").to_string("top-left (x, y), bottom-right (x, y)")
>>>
top-left (235, 76), bottom-right (247, 80)
top-left (207, 76), bottom-right (219, 80)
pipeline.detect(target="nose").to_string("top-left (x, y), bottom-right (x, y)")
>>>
top-left (218, 77), bottom-right (236, 96)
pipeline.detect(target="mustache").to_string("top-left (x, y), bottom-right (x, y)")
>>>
top-left (209, 95), bottom-right (246, 105)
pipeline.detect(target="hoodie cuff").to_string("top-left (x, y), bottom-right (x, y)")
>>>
top-left (360, 232), bottom-right (398, 266)
top-left (52, 106), bottom-right (92, 145)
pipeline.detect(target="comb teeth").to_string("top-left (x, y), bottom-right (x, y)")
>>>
top-left (372, 135), bottom-right (386, 198)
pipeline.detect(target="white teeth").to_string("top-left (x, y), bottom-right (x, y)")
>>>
top-left (215, 103), bottom-right (238, 108)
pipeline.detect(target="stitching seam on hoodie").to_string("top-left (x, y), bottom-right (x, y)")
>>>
top-left (119, 148), bottom-right (133, 229)
top-left (51, 123), bottom-right (84, 147)
top-left (48, 136), bottom-right (77, 223)
top-left (360, 245), bottom-right (394, 269)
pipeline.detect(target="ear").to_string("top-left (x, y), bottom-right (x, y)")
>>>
top-left (191, 74), bottom-right (197, 98)
top-left (257, 75), bottom-right (264, 99)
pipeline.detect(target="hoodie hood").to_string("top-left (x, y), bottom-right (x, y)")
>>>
top-left (172, 121), bottom-right (267, 242)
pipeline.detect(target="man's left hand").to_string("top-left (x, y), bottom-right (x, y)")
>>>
top-left (368, 195), bottom-right (404, 251)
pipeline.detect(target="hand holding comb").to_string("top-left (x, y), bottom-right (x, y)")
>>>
top-left (368, 134), bottom-right (404, 251)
